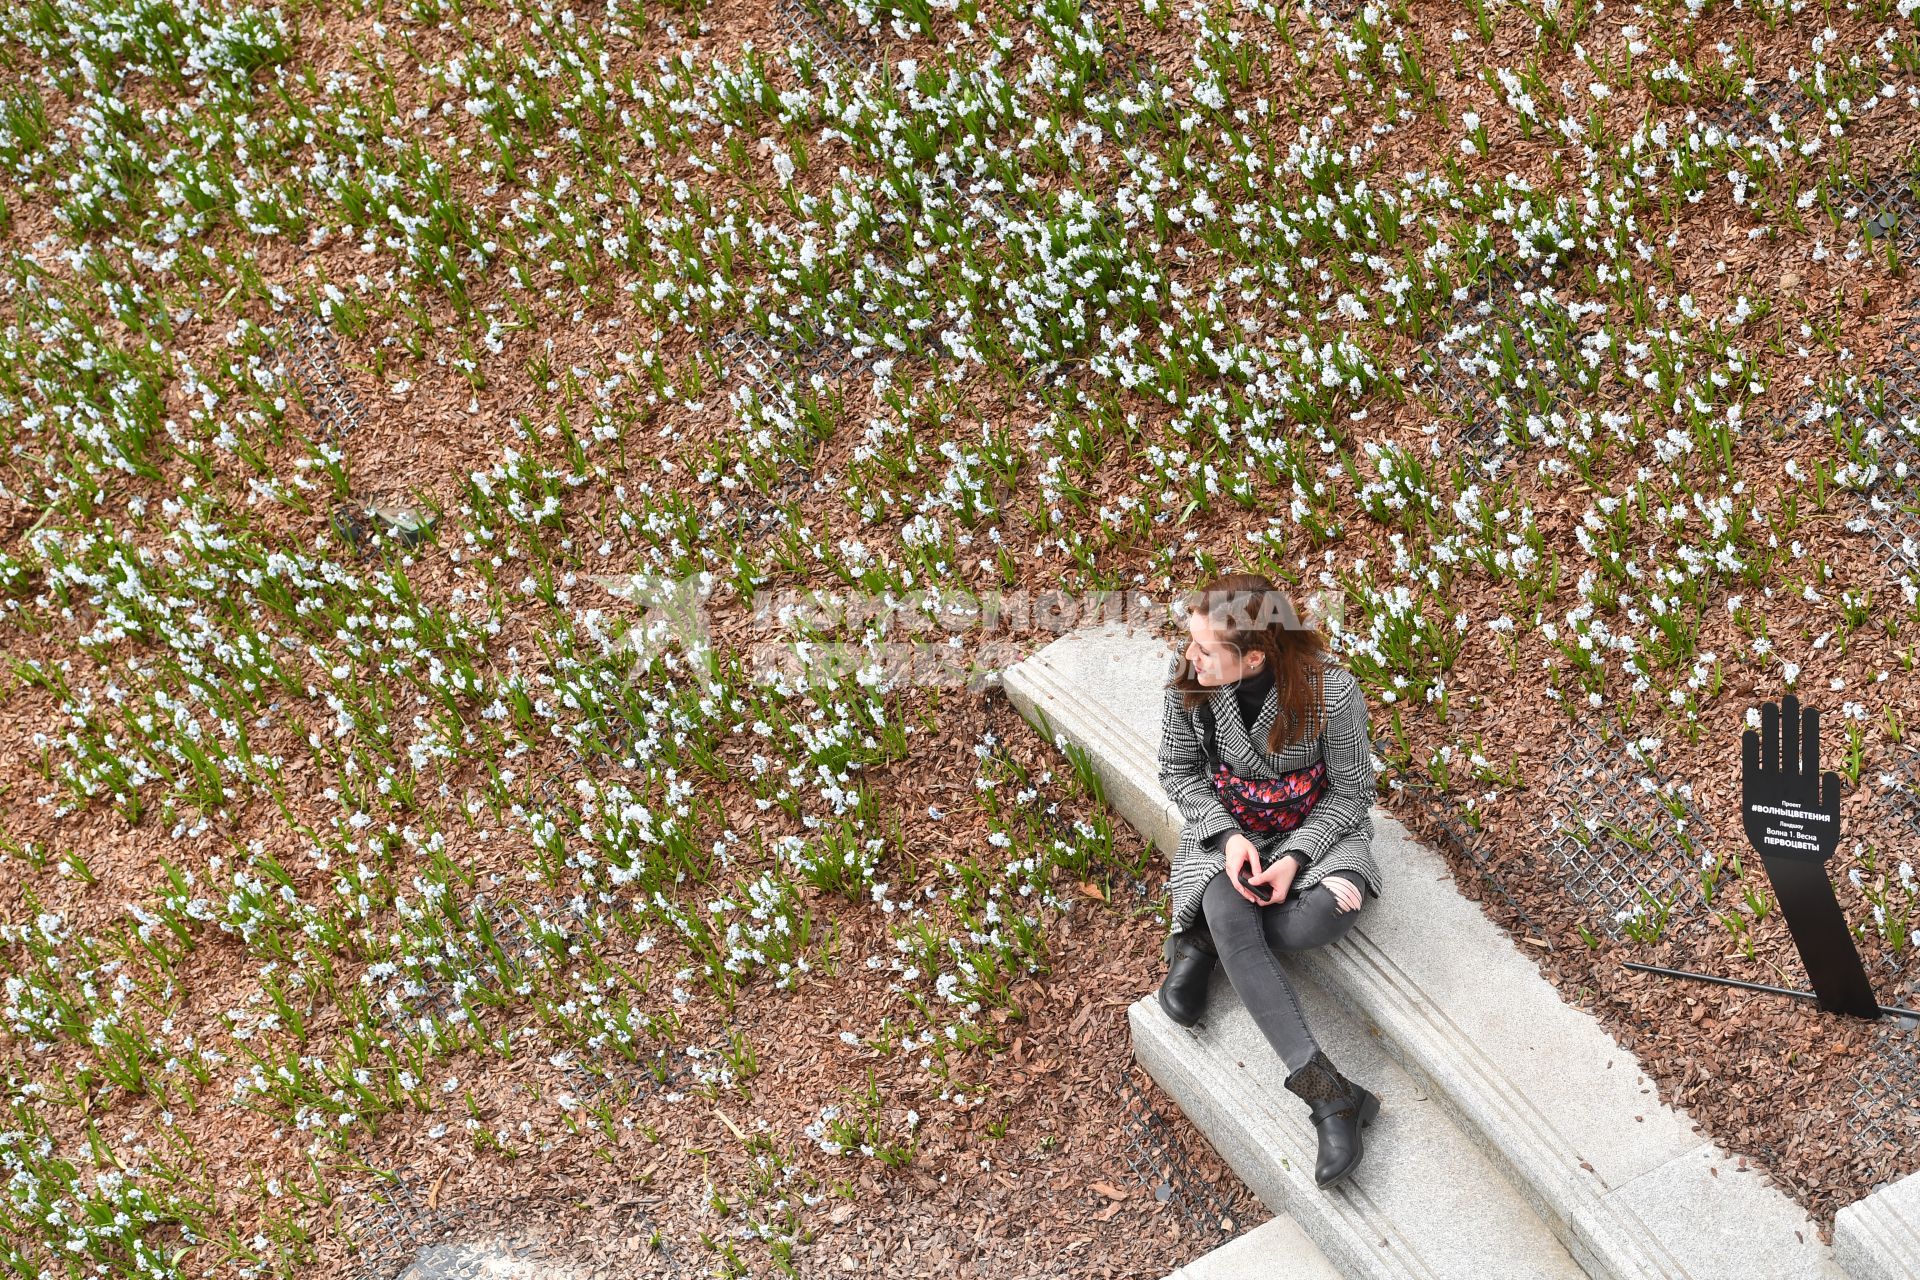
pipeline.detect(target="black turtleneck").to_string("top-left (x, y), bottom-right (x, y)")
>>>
top-left (1233, 661), bottom-right (1274, 733)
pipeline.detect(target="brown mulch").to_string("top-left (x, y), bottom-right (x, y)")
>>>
top-left (305, 686), bottom-right (1268, 1279)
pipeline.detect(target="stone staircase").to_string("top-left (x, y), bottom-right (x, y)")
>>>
top-left (1001, 623), bottom-right (1873, 1280)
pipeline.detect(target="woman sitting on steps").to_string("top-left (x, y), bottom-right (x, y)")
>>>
top-left (1156, 571), bottom-right (1386, 1190)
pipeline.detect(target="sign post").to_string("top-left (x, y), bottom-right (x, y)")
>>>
top-left (1739, 693), bottom-right (1881, 1019)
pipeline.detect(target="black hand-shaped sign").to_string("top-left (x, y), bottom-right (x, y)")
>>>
top-left (1740, 694), bottom-right (1841, 862)
top-left (1740, 694), bottom-right (1880, 1018)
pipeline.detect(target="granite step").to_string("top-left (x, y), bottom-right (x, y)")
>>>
top-left (1158, 1210), bottom-right (1346, 1280)
top-left (1003, 623), bottom-right (1846, 1280)
top-left (1836, 1171), bottom-right (1920, 1280)
top-left (1136, 938), bottom-right (1589, 1280)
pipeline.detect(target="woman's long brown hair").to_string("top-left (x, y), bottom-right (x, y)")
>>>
top-left (1166, 572), bottom-right (1330, 753)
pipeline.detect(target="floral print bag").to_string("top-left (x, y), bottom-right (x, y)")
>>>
top-left (1198, 699), bottom-right (1327, 835)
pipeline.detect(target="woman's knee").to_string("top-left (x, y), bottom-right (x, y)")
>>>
top-left (1267, 883), bottom-right (1362, 952)
top-left (1200, 870), bottom-right (1260, 940)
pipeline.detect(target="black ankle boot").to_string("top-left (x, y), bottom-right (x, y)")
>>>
top-left (1157, 930), bottom-right (1217, 1027)
top-left (1282, 1049), bottom-right (1382, 1188)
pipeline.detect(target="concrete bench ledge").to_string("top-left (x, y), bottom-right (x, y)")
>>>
top-left (1004, 624), bottom-right (1850, 1280)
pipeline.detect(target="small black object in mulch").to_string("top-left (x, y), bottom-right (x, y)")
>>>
top-left (332, 500), bottom-right (434, 559)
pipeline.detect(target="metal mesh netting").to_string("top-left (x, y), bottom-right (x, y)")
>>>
top-left (1879, 742), bottom-right (1920, 848)
top-left (774, 0), bottom-right (875, 77)
top-left (1087, 59), bottom-right (1171, 237)
top-left (556, 1043), bottom-right (702, 1112)
top-left (939, 169), bottom-right (1026, 232)
top-left (392, 1241), bottom-right (576, 1280)
top-left (1772, 298), bottom-right (1920, 586)
top-left (371, 893), bottom-right (564, 1034)
top-left (1415, 257), bottom-right (1572, 455)
top-left (1849, 1003), bottom-right (1920, 1192)
top-left (717, 326), bottom-right (860, 545)
top-left (1112, 1059), bottom-right (1254, 1248)
top-left (1855, 305), bottom-right (1920, 582)
top-left (338, 1179), bottom-right (690, 1280)
top-left (1378, 715), bottom-right (1721, 950)
top-left (1537, 718), bottom-right (1711, 941)
top-left (1845, 742), bottom-right (1920, 1187)
top-left (338, 1180), bottom-right (473, 1280)
top-left (373, 894), bottom-right (662, 1044)
top-left (1692, 79), bottom-right (1820, 140)
top-left (276, 317), bottom-right (367, 439)
top-left (718, 326), bottom-right (863, 402)
top-left (971, 735), bottom-right (1152, 898)
top-left (1865, 472), bottom-right (1920, 583)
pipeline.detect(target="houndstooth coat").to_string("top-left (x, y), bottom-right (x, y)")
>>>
top-left (1157, 661), bottom-right (1382, 937)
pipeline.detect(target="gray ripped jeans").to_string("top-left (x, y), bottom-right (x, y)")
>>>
top-left (1198, 868), bottom-right (1368, 1074)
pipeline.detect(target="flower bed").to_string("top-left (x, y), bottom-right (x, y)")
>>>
top-left (4, 0), bottom-right (1920, 1271)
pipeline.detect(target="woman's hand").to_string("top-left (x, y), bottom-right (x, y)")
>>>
top-left (1252, 850), bottom-right (1299, 904)
top-left (1225, 834), bottom-right (1297, 905)
top-left (1222, 833), bottom-right (1263, 904)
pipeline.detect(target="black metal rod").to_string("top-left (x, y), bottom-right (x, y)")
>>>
top-left (1622, 960), bottom-right (1920, 1020)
